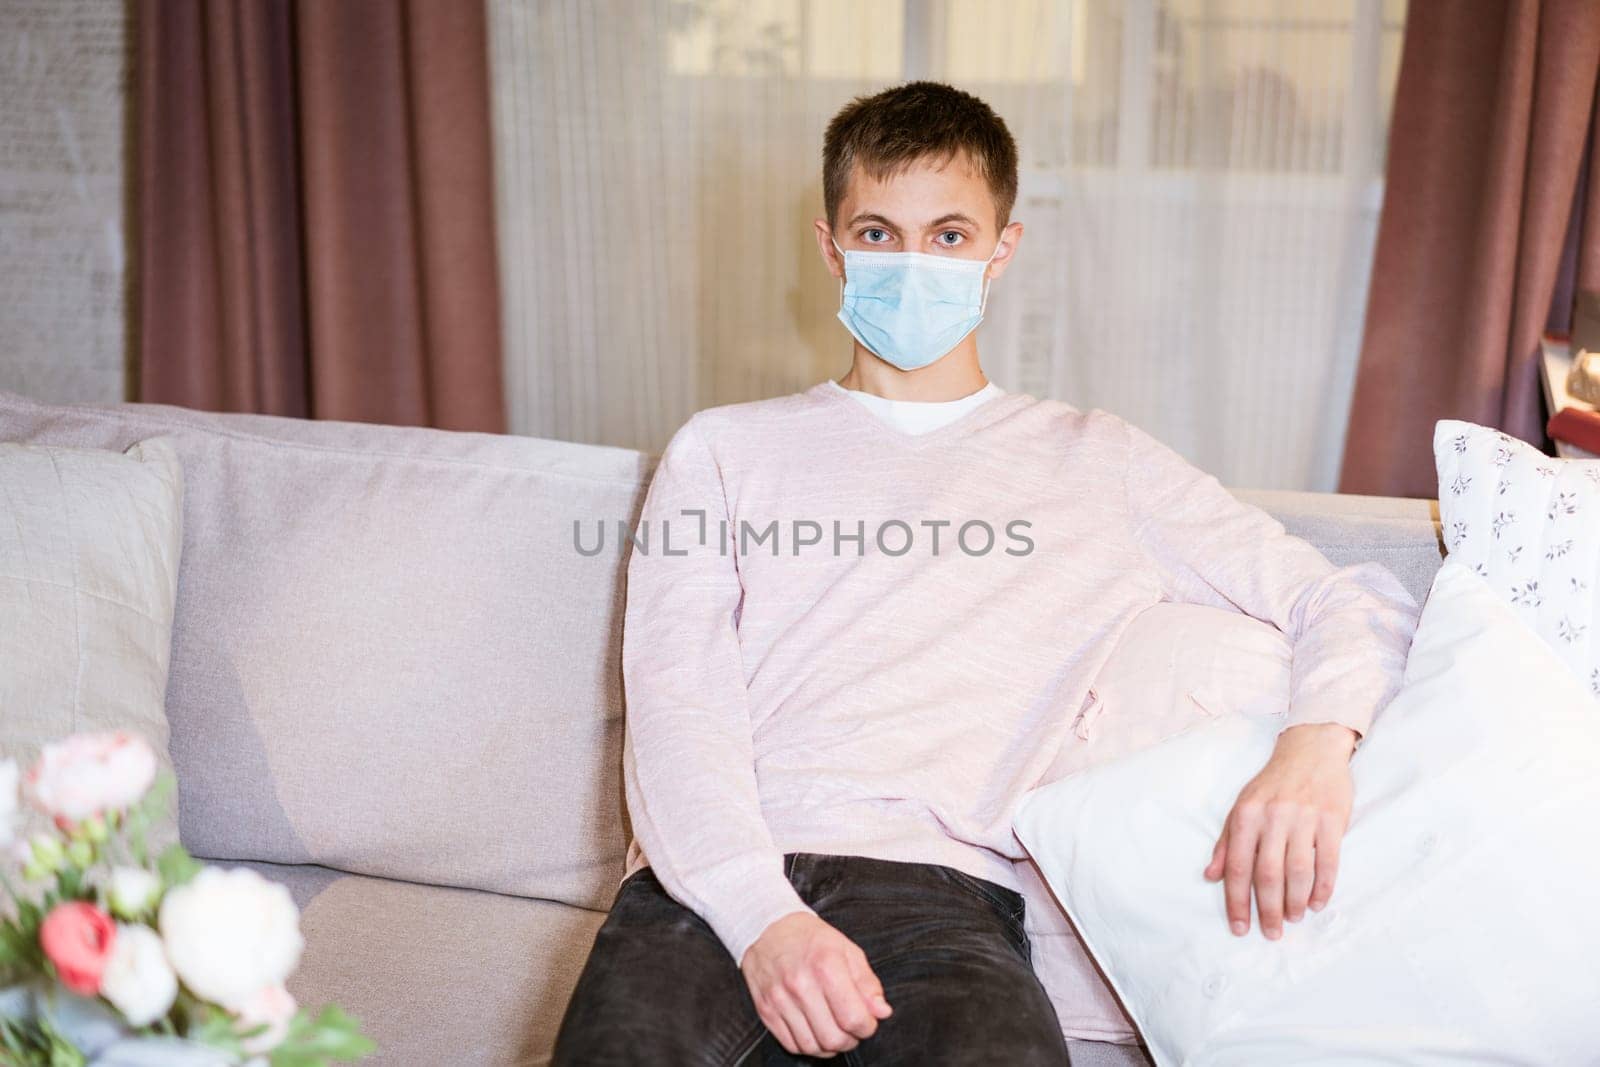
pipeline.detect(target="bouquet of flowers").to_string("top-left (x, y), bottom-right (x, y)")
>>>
top-left (0, 730), bottom-right (376, 1066)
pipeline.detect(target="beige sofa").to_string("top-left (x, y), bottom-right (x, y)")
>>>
top-left (0, 390), bottom-right (1445, 1066)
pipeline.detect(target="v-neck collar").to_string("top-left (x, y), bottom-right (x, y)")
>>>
top-left (807, 378), bottom-right (1028, 448)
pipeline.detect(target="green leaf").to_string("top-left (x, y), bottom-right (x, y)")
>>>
top-left (33, 1014), bottom-right (86, 1067)
top-left (122, 773), bottom-right (178, 870)
top-left (155, 844), bottom-right (203, 889)
top-left (138, 773), bottom-right (176, 817)
top-left (184, 999), bottom-right (247, 1056)
top-left (1, 1012), bottom-right (53, 1062)
top-left (0, 921), bottom-right (41, 970)
top-left (50, 868), bottom-right (84, 904)
top-left (266, 1005), bottom-right (377, 1066)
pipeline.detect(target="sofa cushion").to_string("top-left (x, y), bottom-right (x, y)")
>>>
top-left (1434, 418), bottom-right (1600, 694)
top-left (234, 860), bottom-right (605, 1067)
top-left (0, 390), bottom-right (650, 909)
top-left (0, 437), bottom-right (185, 854)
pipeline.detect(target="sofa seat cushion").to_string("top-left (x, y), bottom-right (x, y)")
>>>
top-left (234, 860), bottom-right (608, 1067)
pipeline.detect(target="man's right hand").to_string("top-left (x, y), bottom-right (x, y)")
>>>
top-left (738, 913), bottom-right (893, 1057)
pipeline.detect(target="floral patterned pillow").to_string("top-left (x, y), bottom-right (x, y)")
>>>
top-left (1434, 419), bottom-right (1600, 697)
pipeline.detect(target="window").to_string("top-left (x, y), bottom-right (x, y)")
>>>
top-left (489, 0), bottom-right (1407, 488)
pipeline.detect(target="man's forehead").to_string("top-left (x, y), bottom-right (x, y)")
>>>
top-left (839, 154), bottom-right (993, 230)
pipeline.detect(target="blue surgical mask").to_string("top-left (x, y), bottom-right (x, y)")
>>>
top-left (831, 236), bottom-right (1002, 370)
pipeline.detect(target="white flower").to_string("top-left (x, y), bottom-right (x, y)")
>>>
top-left (100, 922), bottom-right (178, 1027)
top-left (234, 983), bottom-right (297, 1054)
top-left (23, 731), bottom-right (157, 822)
top-left (158, 867), bottom-right (304, 1011)
top-left (0, 758), bottom-right (17, 846)
top-left (107, 866), bottom-right (163, 919)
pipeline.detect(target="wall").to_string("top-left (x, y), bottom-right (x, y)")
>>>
top-left (0, 0), bottom-right (131, 404)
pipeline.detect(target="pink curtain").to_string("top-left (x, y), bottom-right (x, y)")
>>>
top-left (1339, 0), bottom-right (1600, 498)
top-left (137, 0), bottom-right (506, 432)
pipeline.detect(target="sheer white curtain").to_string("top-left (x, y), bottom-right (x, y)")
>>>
top-left (487, 0), bottom-right (1406, 490)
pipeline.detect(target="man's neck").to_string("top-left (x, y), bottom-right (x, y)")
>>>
top-left (836, 340), bottom-right (988, 401)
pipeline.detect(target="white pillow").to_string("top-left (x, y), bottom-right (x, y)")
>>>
top-left (0, 438), bottom-right (185, 852)
top-left (1435, 418), bottom-right (1600, 696)
top-left (1017, 603), bottom-right (1294, 1043)
top-left (1013, 559), bottom-right (1600, 1065)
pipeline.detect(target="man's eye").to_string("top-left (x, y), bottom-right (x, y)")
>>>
top-left (864, 228), bottom-right (888, 243)
top-left (939, 231), bottom-right (963, 246)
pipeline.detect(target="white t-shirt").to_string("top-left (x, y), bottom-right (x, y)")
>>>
top-left (825, 378), bottom-right (1005, 436)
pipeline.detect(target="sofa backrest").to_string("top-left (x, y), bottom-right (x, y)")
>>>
top-left (0, 390), bottom-right (1445, 908)
top-left (0, 390), bottom-right (650, 911)
top-left (1233, 487), bottom-right (1444, 607)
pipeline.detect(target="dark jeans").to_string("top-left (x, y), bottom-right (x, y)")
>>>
top-left (552, 852), bottom-right (1070, 1066)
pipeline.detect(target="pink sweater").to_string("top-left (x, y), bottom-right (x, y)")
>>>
top-left (620, 381), bottom-right (1418, 976)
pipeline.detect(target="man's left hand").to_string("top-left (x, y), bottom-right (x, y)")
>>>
top-left (1204, 721), bottom-right (1357, 940)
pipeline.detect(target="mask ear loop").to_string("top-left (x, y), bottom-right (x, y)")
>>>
top-left (831, 236), bottom-right (847, 308)
top-left (978, 237), bottom-right (1004, 316)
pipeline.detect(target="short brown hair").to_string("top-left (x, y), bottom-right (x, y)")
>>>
top-left (823, 81), bottom-right (1019, 233)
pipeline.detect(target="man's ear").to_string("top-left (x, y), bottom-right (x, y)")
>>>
top-left (986, 220), bottom-right (1024, 281)
top-left (813, 218), bottom-right (845, 280)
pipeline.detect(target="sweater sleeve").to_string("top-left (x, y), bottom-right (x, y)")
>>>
top-left (621, 414), bottom-right (815, 966)
top-left (1121, 418), bottom-right (1421, 740)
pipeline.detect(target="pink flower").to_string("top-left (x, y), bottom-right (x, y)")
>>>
top-left (234, 983), bottom-right (297, 1054)
top-left (39, 901), bottom-right (117, 995)
top-left (24, 731), bottom-right (157, 822)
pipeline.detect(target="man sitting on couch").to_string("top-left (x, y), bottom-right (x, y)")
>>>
top-left (553, 81), bottom-right (1418, 1065)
